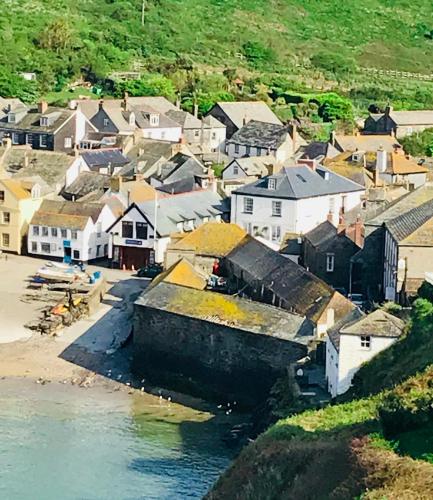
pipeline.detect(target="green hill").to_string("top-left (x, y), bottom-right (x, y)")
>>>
top-left (2, 0), bottom-right (433, 97)
top-left (207, 284), bottom-right (433, 499)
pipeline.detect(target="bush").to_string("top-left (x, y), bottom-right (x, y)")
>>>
top-left (242, 41), bottom-right (276, 69)
top-left (400, 128), bottom-right (433, 157)
top-left (311, 51), bottom-right (356, 76)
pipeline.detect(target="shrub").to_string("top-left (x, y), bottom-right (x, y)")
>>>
top-left (242, 41), bottom-right (276, 69)
top-left (311, 51), bottom-right (356, 76)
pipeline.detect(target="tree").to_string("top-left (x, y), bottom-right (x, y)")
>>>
top-left (0, 70), bottom-right (39, 102)
top-left (38, 18), bottom-right (74, 53)
top-left (115, 74), bottom-right (176, 100)
top-left (313, 93), bottom-right (354, 122)
top-left (242, 41), bottom-right (276, 69)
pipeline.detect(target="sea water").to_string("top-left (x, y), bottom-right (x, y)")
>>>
top-left (0, 380), bottom-right (233, 500)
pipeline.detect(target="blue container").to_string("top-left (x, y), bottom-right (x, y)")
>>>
top-left (93, 271), bottom-right (101, 280)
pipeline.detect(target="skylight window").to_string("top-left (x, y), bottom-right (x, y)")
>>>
top-left (296, 174), bottom-right (307, 183)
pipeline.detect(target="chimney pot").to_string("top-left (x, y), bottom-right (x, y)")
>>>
top-left (99, 99), bottom-right (104, 111)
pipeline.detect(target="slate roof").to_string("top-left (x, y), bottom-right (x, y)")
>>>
top-left (227, 120), bottom-right (288, 149)
top-left (340, 309), bottom-right (405, 338)
top-left (0, 105), bottom-right (75, 132)
top-left (301, 141), bottom-right (340, 160)
top-left (136, 281), bottom-right (314, 343)
top-left (4, 149), bottom-right (75, 187)
top-left (385, 199), bottom-right (433, 243)
top-left (81, 149), bottom-right (130, 169)
top-left (223, 156), bottom-right (275, 177)
top-left (62, 172), bottom-right (110, 200)
top-left (389, 110), bottom-right (433, 126)
top-left (210, 101), bottom-right (282, 130)
top-left (225, 235), bottom-right (337, 321)
top-left (0, 97), bottom-right (27, 119)
top-left (323, 152), bottom-right (369, 187)
top-left (202, 115), bottom-right (226, 128)
top-left (153, 152), bottom-right (206, 183)
top-left (335, 135), bottom-right (400, 153)
top-left (31, 200), bottom-right (105, 230)
top-left (327, 308), bottom-right (364, 351)
top-left (124, 190), bottom-right (227, 237)
top-left (165, 109), bottom-right (202, 129)
top-left (233, 165), bottom-right (364, 200)
top-left (304, 221), bottom-right (337, 247)
top-left (156, 177), bottom-right (200, 194)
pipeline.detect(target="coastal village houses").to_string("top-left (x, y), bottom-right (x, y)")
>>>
top-left (107, 189), bottom-right (228, 270)
top-left (0, 178), bottom-right (44, 254)
top-left (231, 163), bottom-right (365, 245)
top-left (0, 100), bottom-right (93, 152)
top-left (364, 106), bottom-right (433, 138)
top-left (28, 200), bottom-right (116, 262)
top-left (326, 309), bottom-right (405, 397)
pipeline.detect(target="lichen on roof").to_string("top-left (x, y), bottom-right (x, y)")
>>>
top-left (170, 222), bottom-right (247, 257)
top-left (150, 259), bottom-right (207, 290)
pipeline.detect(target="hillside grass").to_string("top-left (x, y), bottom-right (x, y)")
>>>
top-left (208, 293), bottom-right (433, 499)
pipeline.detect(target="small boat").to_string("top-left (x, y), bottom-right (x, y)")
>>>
top-left (36, 266), bottom-right (87, 283)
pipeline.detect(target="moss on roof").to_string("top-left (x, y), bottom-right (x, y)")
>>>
top-left (0, 178), bottom-right (30, 200)
top-left (150, 259), bottom-right (207, 290)
top-left (170, 222), bottom-right (247, 257)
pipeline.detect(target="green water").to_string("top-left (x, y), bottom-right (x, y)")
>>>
top-left (0, 380), bottom-right (234, 500)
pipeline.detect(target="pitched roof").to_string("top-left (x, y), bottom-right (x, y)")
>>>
top-left (136, 281), bottom-right (314, 343)
top-left (327, 308), bottom-right (365, 351)
top-left (224, 156), bottom-right (275, 177)
top-left (323, 152), bottom-right (369, 187)
top-left (340, 309), bottom-right (405, 338)
top-left (4, 149), bottom-right (76, 187)
top-left (227, 120), bottom-right (288, 149)
top-left (233, 165), bottom-right (364, 199)
top-left (150, 258), bottom-right (207, 290)
top-left (335, 135), bottom-right (400, 153)
top-left (169, 222), bottom-right (247, 257)
top-left (165, 109), bottom-right (202, 129)
top-left (210, 101), bottom-right (282, 129)
top-left (225, 235), bottom-right (337, 321)
top-left (125, 190), bottom-right (226, 237)
top-left (304, 221), bottom-right (337, 247)
top-left (301, 141), bottom-right (340, 160)
top-left (387, 153), bottom-right (428, 175)
top-left (0, 178), bottom-right (31, 200)
top-left (62, 171), bottom-right (110, 199)
top-left (202, 115), bottom-right (226, 128)
top-left (389, 110), bottom-right (433, 126)
top-left (31, 200), bottom-right (105, 230)
top-left (81, 149), bottom-right (130, 169)
top-left (0, 105), bottom-right (75, 132)
top-left (385, 199), bottom-right (433, 244)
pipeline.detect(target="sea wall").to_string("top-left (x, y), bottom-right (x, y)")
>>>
top-left (132, 304), bottom-right (307, 406)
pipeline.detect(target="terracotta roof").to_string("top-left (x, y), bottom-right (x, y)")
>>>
top-left (170, 222), bottom-right (247, 257)
top-left (387, 153), bottom-right (429, 175)
top-left (150, 259), bottom-right (207, 290)
top-left (0, 178), bottom-right (30, 200)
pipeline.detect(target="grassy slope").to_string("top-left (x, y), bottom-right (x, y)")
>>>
top-left (2, 0), bottom-right (433, 73)
top-left (208, 297), bottom-right (433, 499)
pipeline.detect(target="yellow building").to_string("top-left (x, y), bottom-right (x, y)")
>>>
top-left (0, 178), bottom-right (44, 254)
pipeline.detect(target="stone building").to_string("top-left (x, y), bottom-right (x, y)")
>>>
top-left (133, 281), bottom-right (314, 405)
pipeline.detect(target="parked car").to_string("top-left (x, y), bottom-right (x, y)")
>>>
top-left (137, 263), bottom-right (163, 279)
top-left (348, 293), bottom-right (365, 309)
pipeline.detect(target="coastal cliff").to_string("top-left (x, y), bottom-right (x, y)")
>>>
top-left (207, 286), bottom-right (433, 499)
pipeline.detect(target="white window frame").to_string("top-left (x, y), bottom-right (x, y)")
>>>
top-left (272, 225), bottom-right (281, 242)
top-left (39, 135), bottom-right (48, 148)
top-left (26, 133), bottom-right (33, 145)
top-left (33, 226), bottom-right (39, 236)
top-left (243, 197), bottom-right (253, 214)
top-left (2, 233), bottom-right (9, 247)
top-left (268, 178), bottom-right (277, 190)
top-left (11, 133), bottom-right (20, 145)
top-left (64, 137), bottom-right (72, 149)
top-left (41, 242), bottom-right (51, 254)
top-left (42, 226), bottom-right (49, 237)
top-left (233, 164), bottom-right (239, 175)
top-left (31, 241), bottom-right (38, 253)
top-left (234, 144), bottom-right (240, 154)
top-left (51, 227), bottom-right (58, 237)
top-left (103, 118), bottom-right (109, 127)
top-left (2, 212), bottom-right (10, 224)
top-left (272, 200), bottom-right (282, 217)
top-left (326, 253), bottom-right (335, 272)
top-left (71, 230), bottom-right (78, 240)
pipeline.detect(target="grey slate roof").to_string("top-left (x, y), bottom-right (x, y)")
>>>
top-left (233, 165), bottom-right (365, 200)
top-left (0, 105), bottom-right (75, 132)
top-left (304, 221), bottom-right (337, 247)
top-left (340, 309), bottom-right (405, 338)
top-left (224, 156), bottom-right (274, 177)
top-left (227, 120), bottom-right (288, 149)
top-left (81, 149), bottom-right (130, 169)
top-left (209, 101), bottom-right (282, 130)
top-left (153, 152), bottom-right (206, 183)
top-left (62, 172), bottom-right (110, 199)
top-left (385, 199), bottom-right (433, 242)
top-left (165, 109), bottom-right (202, 129)
top-left (135, 190), bottom-right (227, 237)
top-left (327, 309), bottom-right (364, 351)
top-left (156, 177), bottom-right (200, 194)
top-left (301, 141), bottom-right (340, 160)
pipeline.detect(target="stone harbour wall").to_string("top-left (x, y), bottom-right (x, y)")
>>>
top-left (132, 305), bottom-right (307, 406)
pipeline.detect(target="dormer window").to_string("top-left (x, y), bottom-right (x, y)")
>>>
top-left (40, 117), bottom-right (49, 127)
top-left (149, 113), bottom-right (160, 127)
top-left (268, 178), bottom-right (277, 190)
top-left (8, 113), bottom-right (15, 123)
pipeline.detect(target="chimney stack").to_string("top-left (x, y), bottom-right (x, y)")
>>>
top-left (110, 176), bottom-right (122, 193)
top-left (38, 101), bottom-right (48, 114)
top-left (291, 122), bottom-right (297, 153)
top-left (337, 214), bottom-right (346, 234)
top-left (297, 158), bottom-right (317, 171)
top-left (353, 215), bottom-right (364, 248)
top-left (123, 92), bottom-right (129, 111)
top-left (193, 103), bottom-right (198, 118)
top-left (99, 99), bottom-right (104, 111)
top-left (330, 130), bottom-right (336, 146)
top-left (23, 152), bottom-right (29, 168)
top-left (376, 146), bottom-right (387, 173)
